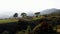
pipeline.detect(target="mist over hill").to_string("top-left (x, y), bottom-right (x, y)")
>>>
top-left (41, 8), bottom-right (60, 15)
top-left (0, 8), bottom-right (60, 19)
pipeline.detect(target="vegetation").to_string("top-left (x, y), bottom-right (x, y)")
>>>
top-left (0, 11), bottom-right (60, 34)
top-left (13, 13), bottom-right (18, 18)
top-left (21, 13), bottom-right (27, 18)
top-left (35, 12), bottom-right (40, 17)
top-left (0, 19), bottom-right (18, 24)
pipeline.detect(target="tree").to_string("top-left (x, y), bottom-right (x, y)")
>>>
top-left (13, 13), bottom-right (18, 18)
top-left (35, 12), bottom-right (40, 17)
top-left (21, 13), bottom-right (27, 18)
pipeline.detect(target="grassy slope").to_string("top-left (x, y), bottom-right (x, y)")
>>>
top-left (32, 16), bottom-right (44, 20)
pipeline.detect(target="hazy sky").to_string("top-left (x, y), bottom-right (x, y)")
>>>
top-left (0, 0), bottom-right (60, 18)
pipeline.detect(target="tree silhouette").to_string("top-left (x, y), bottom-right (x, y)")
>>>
top-left (35, 12), bottom-right (40, 17)
top-left (21, 13), bottom-right (27, 18)
top-left (13, 13), bottom-right (18, 18)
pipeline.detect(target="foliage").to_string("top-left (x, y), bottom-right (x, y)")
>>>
top-left (21, 13), bottom-right (27, 18)
top-left (2, 31), bottom-right (9, 34)
top-left (32, 16), bottom-right (43, 20)
top-left (33, 23), bottom-right (42, 31)
top-left (1, 15), bottom-right (60, 34)
top-left (35, 12), bottom-right (40, 17)
top-left (13, 13), bottom-right (18, 17)
top-left (16, 26), bottom-right (31, 34)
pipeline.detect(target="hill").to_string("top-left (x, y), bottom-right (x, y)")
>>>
top-left (41, 8), bottom-right (60, 16)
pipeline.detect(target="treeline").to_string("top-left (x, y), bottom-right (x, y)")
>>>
top-left (13, 12), bottom-right (40, 18)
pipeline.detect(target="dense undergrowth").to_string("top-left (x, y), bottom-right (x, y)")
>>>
top-left (0, 16), bottom-right (60, 34)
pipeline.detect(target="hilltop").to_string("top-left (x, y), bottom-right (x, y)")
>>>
top-left (41, 8), bottom-right (60, 15)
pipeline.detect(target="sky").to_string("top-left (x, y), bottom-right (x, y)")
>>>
top-left (0, 0), bottom-right (60, 18)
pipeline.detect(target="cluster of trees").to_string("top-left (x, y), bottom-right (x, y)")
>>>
top-left (13, 12), bottom-right (40, 18)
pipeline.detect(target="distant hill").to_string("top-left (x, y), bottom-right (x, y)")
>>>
top-left (0, 15), bottom-right (10, 19)
top-left (1, 8), bottom-right (60, 19)
top-left (41, 8), bottom-right (60, 15)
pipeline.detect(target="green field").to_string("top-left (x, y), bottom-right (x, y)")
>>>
top-left (0, 19), bottom-right (18, 24)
